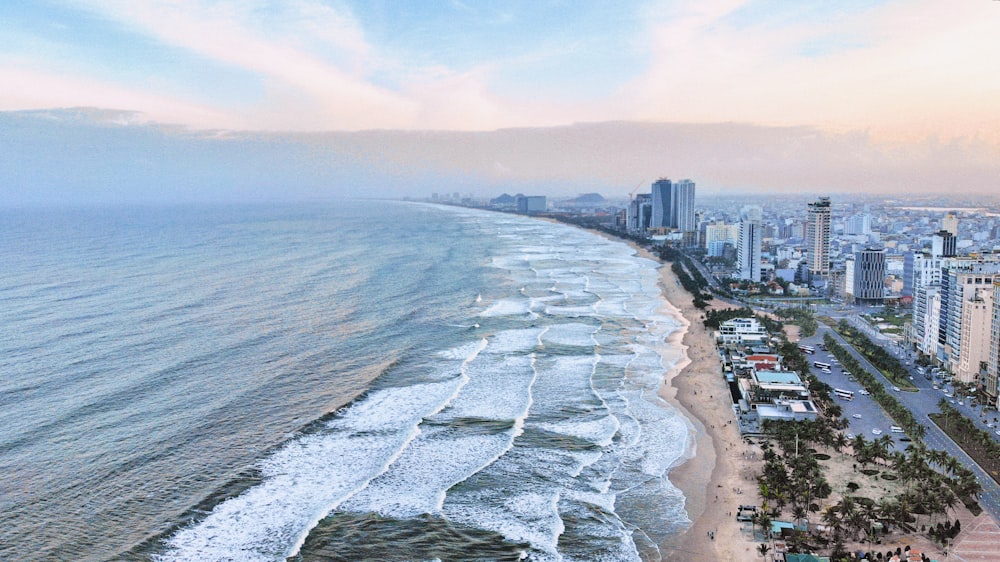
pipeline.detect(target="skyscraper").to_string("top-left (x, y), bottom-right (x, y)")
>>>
top-left (674, 179), bottom-right (696, 233)
top-left (650, 178), bottom-right (696, 234)
top-left (806, 197), bottom-right (832, 278)
top-left (651, 179), bottom-right (673, 229)
top-left (736, 206), bottom-right (763, 282)
top-left (627, 193), bottom-right (652, 233)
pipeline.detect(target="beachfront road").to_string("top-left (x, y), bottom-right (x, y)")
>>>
top-left (799, 323), bottom-right (1000, 522)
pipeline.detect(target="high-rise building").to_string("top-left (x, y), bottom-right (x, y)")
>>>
top-left (627, 193), bottom-right (652, 234)
top-left (853, 248), bottom-right (886, 305)
top-left (736, 206), bottom-right (763, 282)
top-left (651, 179), bottom-right (673, 229)
top-left (938, 258), bottom-right (1000, 369)
top-left (846, 213), bottom-right (872, 236)
top-left (806, 197), bottom-right (832, 278)
top-left (932, 230), bottom-right (957, 258)
top-left (987, 281), bottom-right (1000, 407)
top-left (956, 287), bottom-right (993, 384)
top-left (674, 179), bottom-right (697, 234)
top-left (650, 178), bottom-right (696, 234)
top-left (705, 223), bottom-right (739, 257)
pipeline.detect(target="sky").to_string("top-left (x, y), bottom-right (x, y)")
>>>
top-left (1, 0), bottom-right (999, 203)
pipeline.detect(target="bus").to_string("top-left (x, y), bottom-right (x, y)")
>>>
top-left (813, 361), bottom-right (832, 370)
top-left (798, 345), bottom-right (816, 354)
top-left (833, 388), bottom-right (854, 401)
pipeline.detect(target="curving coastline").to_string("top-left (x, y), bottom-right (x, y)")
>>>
top-left (628, 244), bottom-right (759, 561)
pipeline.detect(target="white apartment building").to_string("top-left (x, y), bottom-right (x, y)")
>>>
top-left (956, 288), bottom-right (994, 384)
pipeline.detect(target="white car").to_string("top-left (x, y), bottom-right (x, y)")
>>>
top-left (892, 386), bottom-right (901, 392)
top-left (852, 414), bottom-right (862, 419)
top-left (859, 390), bottom-right (870, 395)
top-left (872, 428), bottom-right (883, 435)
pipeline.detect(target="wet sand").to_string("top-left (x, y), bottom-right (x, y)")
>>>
top-left (629, 246), bottom-right (760, 561)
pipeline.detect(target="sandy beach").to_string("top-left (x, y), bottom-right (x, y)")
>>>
top-left (628, 245), bottom-right (761, 561)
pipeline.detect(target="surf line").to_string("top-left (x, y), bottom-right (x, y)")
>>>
top-left (284, 337), bottom-right (489, 559)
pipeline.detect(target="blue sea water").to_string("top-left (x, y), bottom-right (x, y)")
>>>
top-left (0, 201), bottom-right (692, 561)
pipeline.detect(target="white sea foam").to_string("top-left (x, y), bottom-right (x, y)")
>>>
top-left (484, 327), bottom-right (544, 355)
top-left (480, 298), bottom-right (532, 317)
top-left (160, 207), bottom-right (693, 561)
top-left (540, 323), bottom-right (597, 347)
top-left (158, 377), bottom-right (468, 562)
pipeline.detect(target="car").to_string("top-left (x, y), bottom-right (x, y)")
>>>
top-left (846, 433), bottom-right (855, 439)
top-left (945, 393), bottom-right (953, 398)
top-left (859, 390), bottom-right (870, 395)
top-left (852, 414), bottom-right (862, 419)
top-left (872, 428), bottom-right (883, 435)
top-left (987, 423), bottom-right (994, 428)
top-left (933, 385), bottom-right (939, 389)
top-left (892, 386), bottom-right (901, 392)
top-left (959, 401), bottom-right (964, 406)
top-left (995, 430), bottom-right (1000, 436)
top-left (900, 437), bottom-right (912, 442)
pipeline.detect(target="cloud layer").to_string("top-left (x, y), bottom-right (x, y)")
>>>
top-left (3, 110), bottom-right (997, 205)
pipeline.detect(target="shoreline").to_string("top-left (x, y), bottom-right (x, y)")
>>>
top-left (628, 244), bottom-right (758, 561)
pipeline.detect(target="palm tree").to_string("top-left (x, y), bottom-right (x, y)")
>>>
top-left (834, 432), bottom-right (848, 453)
top-left (793, 505), bottom-right (808, 530)
top-left (758, 542), bottom-right (771, 561)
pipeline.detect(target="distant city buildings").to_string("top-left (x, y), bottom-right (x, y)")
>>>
top-left (468, 188), bottom-right (1000, 408)
top-left (628, 177), bottom-right (697, 244)
top-left (516, 195), bottom-right (547, 214)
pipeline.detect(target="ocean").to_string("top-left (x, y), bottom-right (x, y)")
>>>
top-left (0, 201), bottom-right (692, 561)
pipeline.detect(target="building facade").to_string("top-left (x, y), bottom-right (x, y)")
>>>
top-left (939, 259), bottom-right (1000, 370)
top-left (705, 223), bottom-right (739, 257)
top-left (853, 248), bottom-right (886, 305)
top-left (737, 219), bottom-right (762, 282)
top-left (987, 281), bottom-right (1000, 406)
top-left (956, 287), bottom-right (993, 384)
top-left (806, 197), bottom-right (832, 278)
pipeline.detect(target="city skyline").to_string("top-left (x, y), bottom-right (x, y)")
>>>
top-left (2, 1), bottom-right (999, 203)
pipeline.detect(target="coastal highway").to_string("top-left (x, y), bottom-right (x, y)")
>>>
top-left (801, 324), bottom-right (1000, 522)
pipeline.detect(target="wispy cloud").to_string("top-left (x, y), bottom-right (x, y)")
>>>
top-left (65, 0), bottom-right (419, 129)
top-left (625, 0), bottom-right (1000, 142)
top-left (2, 0), bottom-right (998, 145)
top-left (0, 64), bottom-right (237, 127)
